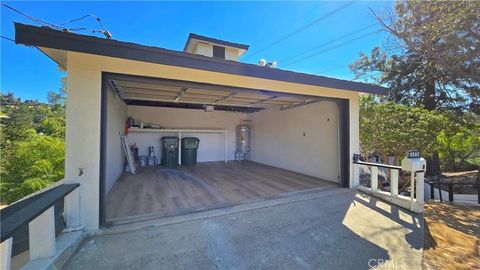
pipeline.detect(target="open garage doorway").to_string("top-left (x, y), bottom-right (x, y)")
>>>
top-left (100, 72), bottom-right (350, 225)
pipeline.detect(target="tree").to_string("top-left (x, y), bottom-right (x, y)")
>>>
top-left (0, 91), bottom-right (66, 204)
top-left (360, 96), bottom-right (445, 166)
top-left (437, 113), bottom-right (480, 171)
top-left (351, 0), bottom-right (480, 175)
top-left (351, 1), bottom-right (479, 113)
top-left (0, 133), bottom-right (65, 203)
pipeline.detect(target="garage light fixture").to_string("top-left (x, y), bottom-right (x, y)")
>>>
top-left (204, 105), bottom-right (214, 112)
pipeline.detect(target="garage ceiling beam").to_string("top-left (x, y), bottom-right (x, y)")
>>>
top-left (109, 80), bottom-right (122, 97)
top-left (123, 95), bottom-right (279, 109)
top-left (249, 96), bottom-right (277, 106)
top-left (125, 100), bottom-right (263, 113)
top-left (214, 92), bottom-right (236, 104)
top-left (174, 88), bottom-right (188, 102)
top-left (280, 99), bottom-right (320, 110)
top-left (106, 73), bottom-right (322, 100)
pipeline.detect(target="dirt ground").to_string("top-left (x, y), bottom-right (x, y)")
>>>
top-left (423, 202), bottom-right (480, 270)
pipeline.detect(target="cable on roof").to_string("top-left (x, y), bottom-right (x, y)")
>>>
top-left (243, 1), bottom-right (355, 60)
top-left (2, 3), bottom-right (112, 39)
top-left (59, 14), bottom-right (105, 30)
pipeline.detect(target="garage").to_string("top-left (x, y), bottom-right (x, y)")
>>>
top-left (14, 23), bottom-right (387, 230)
top-left (102, 73), bottom-right (348, 224)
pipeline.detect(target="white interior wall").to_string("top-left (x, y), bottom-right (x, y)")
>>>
top-left (127, 106), bottom-right (246, 161)
top-left (105, 86), bottom-right (127, 194)
top-left (248, 101), bottom-right (340, 183)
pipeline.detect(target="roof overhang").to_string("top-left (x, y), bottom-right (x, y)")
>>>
top-left (14, 23), bottom-right (388, 96)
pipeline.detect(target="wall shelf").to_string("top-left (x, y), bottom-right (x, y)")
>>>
top-left (128, 128), bottom-right (227, 134)
top-left (127, 128), bottom-right (228, 163)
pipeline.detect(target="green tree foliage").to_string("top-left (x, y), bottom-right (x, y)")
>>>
top-left (437, 113), bottom-right (480, 171)
top-left (361, 96), bottom-right (480, 172)
top-left (1, 133), bottom-right (65, 203)
top-left (360, 96), bottom-right (444, 166)
top-left (1, 89), bottom-right (66, 204)
top-left (351, 0), bottom-right (479, 175)
top-left (350, 0), bottom-right (479, 113)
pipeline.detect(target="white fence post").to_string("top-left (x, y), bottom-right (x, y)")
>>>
top-left (390, 169), bottom-right (399, 196)
top-left (29, 206), bottom-right (56, 260)
top-left (370, 166), bottom-right (378, 192)
top-left (416, 171), bottom-right (424, 205)
top-left (1, 238), bottom-right (12, 270)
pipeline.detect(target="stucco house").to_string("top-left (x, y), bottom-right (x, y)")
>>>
top-left (11, 22), bottom-right (388, 231)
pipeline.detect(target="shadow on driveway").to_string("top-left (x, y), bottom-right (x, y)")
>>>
top-left (64, 188), bottom-right (423, 270)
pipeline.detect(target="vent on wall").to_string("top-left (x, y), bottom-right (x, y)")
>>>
top-left (213, 45), bottom-right (225, 59)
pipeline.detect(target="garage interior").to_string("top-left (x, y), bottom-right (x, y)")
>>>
top-left (101, 73), bottom-right (348, 224)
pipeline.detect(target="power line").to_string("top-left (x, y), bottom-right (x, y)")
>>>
top-left (280, 23), bottom-right (377, 65)
top-left (282, 30), bottom-right (382, 68)
top-left (1, 3), bottom-right (58, 29)
top-left (1, 36), bottom-right (15, 43)
top-left (315, 65), bottom-right (347, 74)
top-left (248, 3), bottom-right (324, 48)
top-left (2, 3), bottom-right (112, 39)
top-left (244, 1), bottom-right (355, 60)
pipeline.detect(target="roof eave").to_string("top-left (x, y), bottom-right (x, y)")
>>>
top-left (14, 23), bottom-right (388, 96)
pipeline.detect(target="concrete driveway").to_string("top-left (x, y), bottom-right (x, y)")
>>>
top-left (64, 187), bottom-right (423, 270)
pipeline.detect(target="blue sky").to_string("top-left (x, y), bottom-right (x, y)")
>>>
top-left (1, 1), bottom-right (392, 102)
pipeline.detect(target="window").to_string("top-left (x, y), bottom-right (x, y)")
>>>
top-left (213, 45), bottom-right (225, 59)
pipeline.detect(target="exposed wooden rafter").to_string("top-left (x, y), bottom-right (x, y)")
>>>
top-left (174, 88), bottom-right (188, 102)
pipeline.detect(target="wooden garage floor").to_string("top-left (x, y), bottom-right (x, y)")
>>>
top-left (105, 161), bottom-right (337, 222)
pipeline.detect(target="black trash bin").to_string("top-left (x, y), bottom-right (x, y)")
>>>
top-left (161, 136), bottom-right (179, 168)
top-left (181, 137), bottom-right (200, 166)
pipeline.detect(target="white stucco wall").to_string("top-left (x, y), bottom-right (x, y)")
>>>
top-left (62, 51), bottom-right (360, 230)
top-left (105, 86), bottom-right (127, 194)
top-left (127, 106), bottom-right (246, 161)
top-left (64, 55), bottom-right (102, 230)
top-left (193, 42), bottom-right (213, 57)
top-left (225, 47), bottom-right (239, 61)
top-left (248, 101), bottom-right (340, 183)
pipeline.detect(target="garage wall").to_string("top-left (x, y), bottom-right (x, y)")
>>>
top-left (248, 101), bottom-right (340, 183)
top-left (105, 86), bottom-right (127, 194)
top-left (64, 52), bottom-right (359, 230)
top-left (127, 106), bottom-right (246, 161)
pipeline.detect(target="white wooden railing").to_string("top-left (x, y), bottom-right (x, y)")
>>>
top-left (353, 154), bottom-right (425, 213)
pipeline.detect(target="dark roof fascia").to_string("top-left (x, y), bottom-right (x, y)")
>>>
top-left (14, 23), bottom-right (388, 95)
top-left (183, 33), bottom-right (250, 52)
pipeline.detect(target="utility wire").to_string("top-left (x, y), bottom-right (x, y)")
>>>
top-left (2, 3), bottom-right (112, 39)
top-left (244, 1), bottom-right (355, 60)
top-left (315, 65), bottom-right (346, 74)
top-left (249, 3), bottom-right (324, 47)
top-left (59, 14), bottom-right (105, 30)
top-left (280, 23), bottom-right (376, 65)
top-left (1, 36), bottom-right (16, 43)
top-left (282, 30), bottom-right (381, 68)
top-left (1, 3), bottom-right (58, 29)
